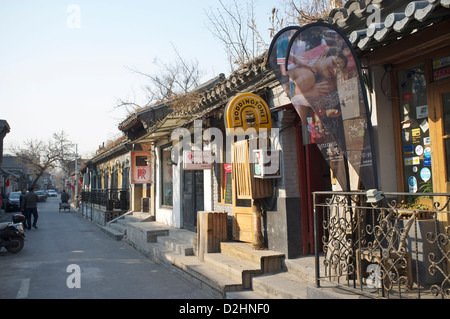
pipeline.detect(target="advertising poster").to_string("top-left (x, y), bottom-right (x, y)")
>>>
top-left (267, 23), bottom-right (377, 190)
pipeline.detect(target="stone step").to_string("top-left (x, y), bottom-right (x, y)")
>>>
top-left (100, 225), bottom-right (124, 241)
top-left (284, 256), bottom-right (318, 284)
top-left (220, 242), bottom-right (285, 273)
top-left (251, 272), bottom-right (309, 299)
top-left (125, 222), bottom-right (171, 250)
top-left (168, 253), bottom-right (246, 298)
top-left (225, 289), bottom-right (266, 299)
top-left (203, 253), bottom-right (262, 288)
top-left (140, 241), bottom-right (243, 298)
top-left (157, 235), bottom-right (194, 256)
top-left (109, 221), bottom-right (126, 234)
top-left (168, 228), bottom-right (196, 244)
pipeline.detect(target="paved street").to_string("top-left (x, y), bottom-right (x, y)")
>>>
top-left (0, 196), bottom-right (215, 299)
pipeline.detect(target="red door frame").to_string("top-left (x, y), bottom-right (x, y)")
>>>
top-left (296, 121), bottom-right (325, 255)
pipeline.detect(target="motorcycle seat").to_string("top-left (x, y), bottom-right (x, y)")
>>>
top-left (0, 222), bottom-right (10, 230)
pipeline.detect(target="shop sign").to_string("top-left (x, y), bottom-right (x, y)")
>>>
top-left (183, 150), bottom-right (212, 170)
top-left (131, 151), bottom-right (151, 184)
top-left (225, 93), bottom-right (272, 134)
top-left (433, 55), bottom-right (450, 80)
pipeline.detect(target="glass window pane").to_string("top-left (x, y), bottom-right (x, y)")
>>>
top-left (161, 147), bottom-right (173, 206)
top-left (397, 64), bottom-right (432, 193)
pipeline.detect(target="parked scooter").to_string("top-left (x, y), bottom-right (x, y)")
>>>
top-left (0, 214), bottom-right (26, 253)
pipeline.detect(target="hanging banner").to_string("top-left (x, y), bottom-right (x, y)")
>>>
top-left (266, 26), bottom-right (348, 190)
top-left (131, 151), bottom-right (152, 184)
top-left (267, 23), bottom-right (377, 190)
top-left (225, 92), bottom-right (272, 134)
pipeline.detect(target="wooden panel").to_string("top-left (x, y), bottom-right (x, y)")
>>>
top-left (233, 139), bottom-right (272, 200)
top-left (233, 211), bottom-right (253, 243)
top-left (429, 78), bottom-right (450, 210)
top-left (197, 211), bottom-right (228, 261)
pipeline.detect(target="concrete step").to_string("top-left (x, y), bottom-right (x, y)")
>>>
top-left (251, 272), bottom-right (309, 299)
top-left (284, 256), bottom-right (318, 284)
top-left (203, 253), bottom-right (261, 288)
top-left (220, 242), bottom-right (285, 273)
top-left (100, 225), bottom-right (124, 241)
top-left (225, 289), bottom-right (266, 299)
top-left (141, 241), bottom-right (243, 298)
top-left (157, 235), bottom-right (194, 256)
top-left (168, 228), bottom-right (196, 244)
top-left (125, 222), bottom-right (171, 250)
top-left (109, 221), bottom-right (126, 234)
top-left (122, 212), bottom-right (153, 223)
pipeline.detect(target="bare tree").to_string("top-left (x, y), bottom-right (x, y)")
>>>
top-left (116, 46), bottom-right (205, 114)
top-left (204, 0), bottom-right (268, 72)
top-left (11, 131), bottom-right (74, 188)
top-left (278, 0), bottom-right (345, 26)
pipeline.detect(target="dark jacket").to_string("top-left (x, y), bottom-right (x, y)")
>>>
top-left (61, 192), bottom-right (69, 203)
top-left (23, 191), bottom-right (39, 209)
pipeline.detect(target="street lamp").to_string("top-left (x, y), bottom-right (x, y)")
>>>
top-left (74, 144), bottom-right (79, 208)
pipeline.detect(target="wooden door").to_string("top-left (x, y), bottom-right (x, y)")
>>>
top-left (429, 78), bottom-right (450, 195)
top-left (232, 140), bottom-right (253, 242)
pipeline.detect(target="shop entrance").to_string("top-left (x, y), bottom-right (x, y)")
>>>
top-left (182, 170), bottom-right (204, 232)
top-left (296, 123), bottom-right (331, 255)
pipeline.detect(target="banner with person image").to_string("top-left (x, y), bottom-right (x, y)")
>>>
top-left (266, 25), bottom-right (349, 191)
top-left (267, 23), bottom-right (377, 190)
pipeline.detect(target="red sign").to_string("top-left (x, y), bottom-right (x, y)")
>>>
top-left (434, 68), bottom-right (450, 81)
top-left (131, 151), bottom-right (152, 184)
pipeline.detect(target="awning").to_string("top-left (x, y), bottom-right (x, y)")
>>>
top-left (132, 115), bottom-right (194, 144)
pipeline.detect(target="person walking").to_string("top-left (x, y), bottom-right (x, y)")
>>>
top-left (22, 187), bottom-right (39, 230)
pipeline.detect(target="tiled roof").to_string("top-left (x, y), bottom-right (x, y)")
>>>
top-left (325, 0), bottom-right (450, 52)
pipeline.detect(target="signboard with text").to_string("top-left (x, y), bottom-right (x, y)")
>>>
top-left (131, 151), bottom-right (152, 184)
top-left (183, 150), bottom-right (213, 170)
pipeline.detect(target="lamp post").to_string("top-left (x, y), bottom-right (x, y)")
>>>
top-left (74, 144), bottom-right (78, 208)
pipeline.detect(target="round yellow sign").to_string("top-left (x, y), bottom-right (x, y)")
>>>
top-left (225, 93), bottom-right (272, 134)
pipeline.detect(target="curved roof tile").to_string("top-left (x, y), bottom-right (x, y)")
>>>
top-left (327, 0), bottom-right (450, 53)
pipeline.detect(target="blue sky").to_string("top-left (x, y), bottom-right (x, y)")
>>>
top-left (0, 0), bottom-right (277, 157)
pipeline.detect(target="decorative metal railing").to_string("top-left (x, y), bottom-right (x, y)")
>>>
top-left (313, 191), bottom-right (450, 299)
top-left (81, 189), bottom-right (129, 211)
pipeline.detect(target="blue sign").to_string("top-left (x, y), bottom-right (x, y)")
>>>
top-left (424, 158), bottom-right (432, 166)
top-left (424, 147), bottom-right (431, 159)
top-left (408, 176), bottom-right (417, 193)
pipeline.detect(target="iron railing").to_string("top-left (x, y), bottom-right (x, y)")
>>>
top-left (81, 188), bottom-right (129, 211)
top-left (313, 191), bottom-right (450, 299)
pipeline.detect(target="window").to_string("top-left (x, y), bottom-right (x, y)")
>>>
top-left (161, 145), bottom-right (173, 207)
top-left (397, 64), bottom-right (432, 193)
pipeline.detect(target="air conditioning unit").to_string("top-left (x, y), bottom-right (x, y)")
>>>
top-left (253, 149), bottom-right (281, 179)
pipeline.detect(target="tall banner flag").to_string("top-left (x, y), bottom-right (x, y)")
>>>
top-left (267, 25), bottom-right (349, 191)
top-left (267, 23), bottom-right (377, 190)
